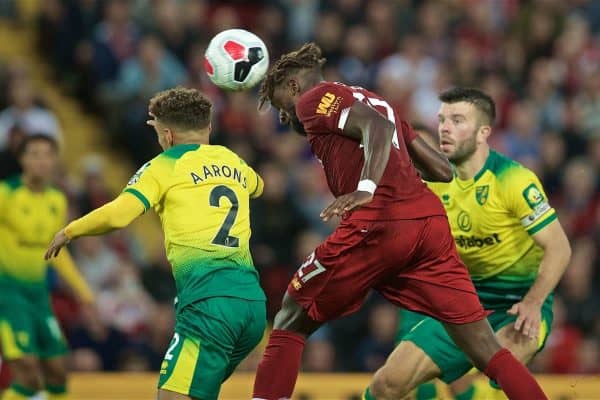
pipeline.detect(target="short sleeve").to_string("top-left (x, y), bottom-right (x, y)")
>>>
top-left (122, 160), bottom-right (162, 212)
top-left (401, 120), bottom-right (418, 143)
top-left (503, 167), bottom-right (556, 235)
top-left (246, 165), bottom-right (264, 199)
top-left (295, 83), bottom-right (356, 135)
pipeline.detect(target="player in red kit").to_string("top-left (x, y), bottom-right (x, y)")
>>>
top-left (251, 43), bottom-right (548, 400)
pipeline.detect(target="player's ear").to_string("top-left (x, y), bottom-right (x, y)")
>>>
top-left (164, 128), bottom-right (174, 147)
top-left (478, 125), bottom-right (492, 143)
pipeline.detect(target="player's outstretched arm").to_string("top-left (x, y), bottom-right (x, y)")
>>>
top-left (508, 219), bottom-right (571, 338)
top-left (320, 101), bottom-right (394, 220)
top-left (406, 135), bottom-right (453, 182)
top-left (45, 193), bottom-right (145, 259)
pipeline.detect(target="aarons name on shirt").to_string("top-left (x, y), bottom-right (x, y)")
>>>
top-left (190, 164), bottom-right (248, 189)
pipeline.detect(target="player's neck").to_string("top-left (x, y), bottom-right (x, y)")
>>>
top-left (298, 71), bottom-right (323, 96)
top-left (171, 131), bottom-right (210, 146)
top-left (22, 174), bottom-right (48, 192)
top-left (455, 147), bottom-right (490, 180)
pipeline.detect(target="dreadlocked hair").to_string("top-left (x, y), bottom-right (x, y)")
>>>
top-left (258, 42), bottom-right (326, 108)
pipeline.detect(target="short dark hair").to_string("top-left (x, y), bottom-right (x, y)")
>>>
top-left (258, 42), bottom-right (326, 109)
top-left (17, 134), bottom-right (59, 157)
top-left (439, 87), bottom-right (496, 125)
top-left (149, 87), bottom-right (212, 131)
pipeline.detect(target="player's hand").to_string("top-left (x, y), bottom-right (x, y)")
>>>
top-left (507, 300), bottom-right (542, 340)
top-left (320, 190), bottom-right (373, 221)
top-left (45, 229), bottom-right (70, 260)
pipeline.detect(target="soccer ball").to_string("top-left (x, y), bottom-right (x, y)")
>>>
top-left (204, 29), bottom-right (269, 91)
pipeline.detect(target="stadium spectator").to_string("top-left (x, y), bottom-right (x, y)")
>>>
top-left (0, 79), bottom-right (61, 150)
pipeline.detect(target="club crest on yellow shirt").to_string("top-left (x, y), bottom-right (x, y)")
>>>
top-left (475, 185), bottom-right (489, 205)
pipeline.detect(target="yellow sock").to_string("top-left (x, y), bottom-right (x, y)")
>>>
top-left (472, 379), bottom-right (507, 400)
top-left (2, 384), bottom-right (36, 399)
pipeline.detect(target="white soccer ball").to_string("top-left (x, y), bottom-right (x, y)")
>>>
top-left (204, 29), bottom-right (269, 91)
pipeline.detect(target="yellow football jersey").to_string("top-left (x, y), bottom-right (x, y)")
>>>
top-left (0, 176), bottom-right (68, 286)
top-left (428, 150), bottom-right (556, 282)
top-left (124, 143), bottom-right (265, 305)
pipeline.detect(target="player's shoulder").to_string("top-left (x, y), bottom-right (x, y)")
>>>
top-left (158, 143), bottom-right (201, 163)
top-left (46, 186), bottom-right (68, 210)
top-left (426, 180), bottom-right (450, 195)
top-left (297, 82), bottom-right (350, 113)
top-left (201, 144), bottom-right (249, 166)
top-left (485, 150), bottom-right (540, 185)
top-left (0, 175), bottom-right (22, 193)
top-left (46, 184), bottom-right (66, 198)
top-left (149, 143), bottom-right (202, 172)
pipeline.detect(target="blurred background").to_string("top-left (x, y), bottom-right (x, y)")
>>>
top-left (0, 0), bottom-right (598, 379)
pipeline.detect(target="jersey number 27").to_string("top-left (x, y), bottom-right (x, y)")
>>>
top-left (351, 90), bottom-right (400, 150)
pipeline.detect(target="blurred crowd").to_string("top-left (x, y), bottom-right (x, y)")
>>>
top-left (0, 0), bottom-right (598, 375)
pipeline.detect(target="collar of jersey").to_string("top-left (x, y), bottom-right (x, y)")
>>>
top-left (453, 150), bottom-right (495, 189)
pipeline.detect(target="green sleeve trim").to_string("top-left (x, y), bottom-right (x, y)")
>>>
top-left (124, 188), bottom-right (150, 211)
top-left (250, 174), bottom-right (260, 197)
top-left (527, 212), bottom-right (557, 235)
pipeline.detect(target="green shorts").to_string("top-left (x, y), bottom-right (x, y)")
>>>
top-left (0, 287), bottom-right (67, 360)
top-left (399, 297), bottom-right (553, 383)
top-left (158, 296), bottom-right (266, 400)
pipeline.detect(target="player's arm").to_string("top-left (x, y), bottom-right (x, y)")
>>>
top-left (51, 249), bottom-right (95, 304)
top-left (344, 101), bottom-right (394, 186)
top-left (45, 193), bottom-right (145, 259)
top-left (526, 220), bottom-right (571, 303)
top-left (66, 193), bottom-right (145, 237)
top-left (505, 170), bottom-right (571, 339)
top-left (406, 130), bottom-right (452, 182)
top-left (510, 220), bottom-right (571, 338)
top-left (245, 164), bottom-right (264, 199)
top-left (320, 101), bottom-right (394, 220)
top-left (46, 159), bottom-right (162, 259)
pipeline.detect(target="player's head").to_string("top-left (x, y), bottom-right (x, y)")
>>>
top-left (259, 42), bottom-right (326, 135)
top-left (148, 87), bottom-right (212, 149)
top-left (18, 134), bottom-right (59, 182)
top-left (437, 87), bottom-right (495, 164)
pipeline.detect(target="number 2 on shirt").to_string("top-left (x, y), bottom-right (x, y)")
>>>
top-left (351, 91), bottom-right (400, 150)
top-left (209, 185), bottom-right (240, 247)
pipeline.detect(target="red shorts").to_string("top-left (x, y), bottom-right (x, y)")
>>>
top-left (0, 357), bottom-right (10, 389)
top-left (287, 215), bottom-right (486, 324)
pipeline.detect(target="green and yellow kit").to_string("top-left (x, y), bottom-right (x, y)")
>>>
top-left (399, 150), bottom-right (556, 383)
top-left (0, 176), bottom-right (92, 360)
top-left (66, 144), bottom-right (266, 400)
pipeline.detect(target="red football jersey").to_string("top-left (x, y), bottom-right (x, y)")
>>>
top-left (295, 82), bottom-right (445, 220)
